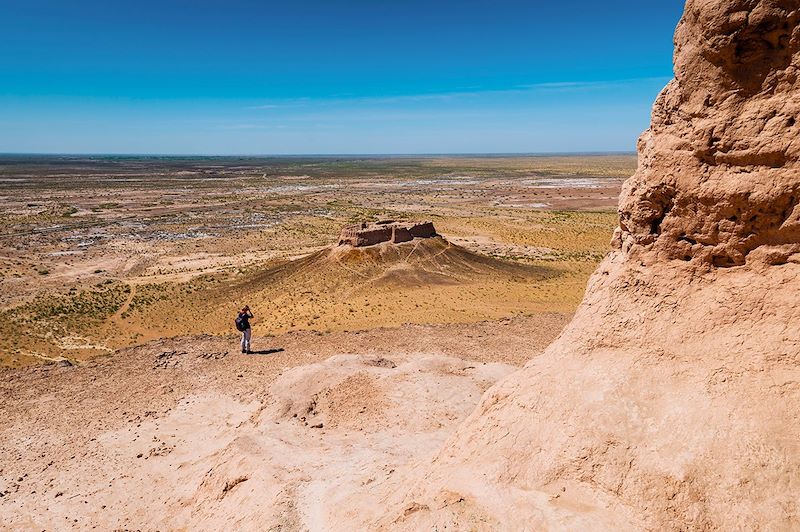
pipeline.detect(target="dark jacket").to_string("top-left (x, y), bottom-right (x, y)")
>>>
top-left (238, 311), bottom-right (252, 330)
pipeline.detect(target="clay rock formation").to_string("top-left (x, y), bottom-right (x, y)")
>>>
top-left (617, 0), bottom-right (800, 268)
top-left (380, 1), bottom-right (800, 530)
top-left (337, 220), bottom-right (437, 247)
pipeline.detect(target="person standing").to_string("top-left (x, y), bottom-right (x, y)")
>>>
top-left (236, 306), bottom-right (254, 353)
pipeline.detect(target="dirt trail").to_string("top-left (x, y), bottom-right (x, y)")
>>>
top-left (110, 284), bottom-right (136, 323)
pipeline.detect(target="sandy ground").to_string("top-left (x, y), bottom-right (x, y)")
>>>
top-left (0, 313), bottom-right (569, 530)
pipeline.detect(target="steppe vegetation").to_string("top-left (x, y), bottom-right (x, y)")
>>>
top-left (0, 154), bottom-right (633, 366)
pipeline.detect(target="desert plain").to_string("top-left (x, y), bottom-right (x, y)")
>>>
top-left (0, 154), bottom-right (631, 367)
top-left (0, 154), bottom-right (634, 529)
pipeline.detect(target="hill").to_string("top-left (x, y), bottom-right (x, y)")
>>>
top-left (119, 234), bottom-right (560, 341)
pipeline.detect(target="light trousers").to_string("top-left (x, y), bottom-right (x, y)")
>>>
top-left (241, 328), bottom-right (251, 352)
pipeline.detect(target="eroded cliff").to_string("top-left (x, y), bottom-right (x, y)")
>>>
top-left (381, 1), bottom-right (800, 529)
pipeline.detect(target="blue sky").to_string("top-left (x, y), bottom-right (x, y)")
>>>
top-left (0, 1), bottom-right (685, 154)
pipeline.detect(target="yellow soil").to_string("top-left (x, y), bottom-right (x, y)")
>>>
top-left (0, 155), bottom-right (628, 367)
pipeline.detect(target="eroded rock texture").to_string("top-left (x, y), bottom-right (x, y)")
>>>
top-left (617, 0), bottom-right (800, 268)
top-left (374, 1), bottom-right (800, 530)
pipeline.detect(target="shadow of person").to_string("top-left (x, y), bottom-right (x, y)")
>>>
top-left (248, 348), bottom-right (285, 355)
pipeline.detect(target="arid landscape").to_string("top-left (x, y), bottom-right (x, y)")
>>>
top-left (3, 0), bottom-right (800, 530)
top-left (0, 154), bottom-right (629, 529)
top-left (0, 154), bottom-right (630, 366)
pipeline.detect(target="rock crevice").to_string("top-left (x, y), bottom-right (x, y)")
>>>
top-left (616, 0), bottom-right (800, 267)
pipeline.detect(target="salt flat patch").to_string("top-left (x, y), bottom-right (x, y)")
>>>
top-left (494, 201), bottom-right (551, 209)
top-left (523, 177), bottom-right (616, 189)
top-left (414, 178), bottom-right (481, 186)
top-left (372, 178), bottom-right (482, 187)
top-left (266, 183), bottom-right (341, 193)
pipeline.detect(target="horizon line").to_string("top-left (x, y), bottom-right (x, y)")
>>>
top-left (0, 150), bottom-right (637, 158)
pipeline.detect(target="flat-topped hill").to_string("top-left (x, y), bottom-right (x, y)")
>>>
top-left (87, 223), bottom-right (562, 341)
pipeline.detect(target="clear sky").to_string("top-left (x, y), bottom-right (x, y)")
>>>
top-left (0, 1), bottom-right (685, 155)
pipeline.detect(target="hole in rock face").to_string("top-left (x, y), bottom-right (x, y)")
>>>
top-left (779, 195), bottom-right (798, 223)
top-left (648, 202), bottom-right (674, 236)
top-left (712, 254), bottom-right (740, 268)
top-left (728, 215), bottom-right (738, 222)
top-left (683, 255), bottom-right (692, 262)
top-left (635, 186), bottom-right (676, 237)
top-left (787, 117), bottom-right (796, 127)
top-left (650, 218), bottom-right (664, 235)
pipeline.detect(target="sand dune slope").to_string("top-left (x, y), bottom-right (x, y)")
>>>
top-left (240, 235), bottom-right (554, 291)
top-left (122, 235), bottom-right (561, 338)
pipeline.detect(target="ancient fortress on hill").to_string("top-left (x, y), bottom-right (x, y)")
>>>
top-left (337, 220), bottom-right (437, 247)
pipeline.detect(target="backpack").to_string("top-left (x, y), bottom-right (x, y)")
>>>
top-left (235, 315), bottom-right (246, 332)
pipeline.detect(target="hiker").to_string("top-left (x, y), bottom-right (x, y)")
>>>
top-left (235, 306), bottom-right (254, 353)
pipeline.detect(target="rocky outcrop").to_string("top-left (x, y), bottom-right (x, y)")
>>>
top-left (616, 0), bottom-right (800, 268)
top-left (337, 220), bottom-right (437, 247)
top-left (378, 1), bottom-right (800, 529)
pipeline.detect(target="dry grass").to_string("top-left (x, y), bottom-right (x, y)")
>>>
top-left (0, 155), bottom-right (632, 367)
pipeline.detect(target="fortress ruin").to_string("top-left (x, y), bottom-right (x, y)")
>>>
top-left (337, 220), bottom-right (437, 247)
